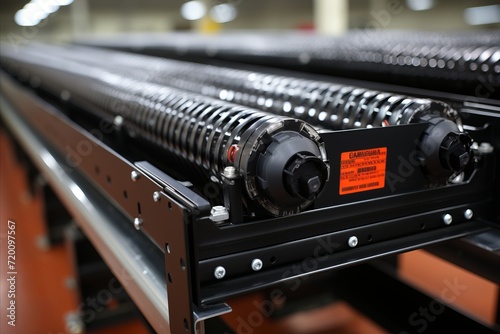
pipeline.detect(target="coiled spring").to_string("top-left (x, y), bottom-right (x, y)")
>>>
top-left (75, 30), bottom-right (499, 96)
top-left (0, 45), bottom-right (329, 217)
top-left (20, 44), bottom-right (461, 132)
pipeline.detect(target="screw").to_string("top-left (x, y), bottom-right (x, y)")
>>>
top-left (131, 170), bottom-right (140, 181)
top-left (133, 217), bottom-right (143, 230)
top-left (299, 52), bottom-right (311, 64)
top-left (442, 213), bottom-right (453, 225)
top-left (210, 206), bottom-right (229, 222)
top-left (251, 259), bottom-right (263, 271)
top-left (478, 142), bottom-right (494, 154)
top-left (67, 321), bottom-right (83, 334)
top-left (348, 236), bottom-right (358, 248)
top-left (450, 172), bottom-right (465, 183)
top-left (464, 209), bottom-right (473, 220)
top-left (153, 191), bottom-right (161, 202)
top-left (65, 277), bottom-right (77, 289)
top-left (214, 266), bottom-right (226, 279)
top-left (36, 235), bottom-right (50, 251)
top-left (66, 313), bottom-right (84, 334)
top-left (223, 166), bottom-right (238, 179)
top-left (114, 115), bottom-right (124, 127)
top-left (60, 90), bottom-right (71, 101)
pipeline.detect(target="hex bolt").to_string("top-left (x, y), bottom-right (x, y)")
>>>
top-left (251, 259), bottom-right (263, 271)
top-left (133, 217), bottom-right (143, 230)
top-left (223, 166), bottom-right (238, 179)
top-left (464, 209), bottom-right (473, 220)
top-left (348, 236), bottom-right (358, 248)
top-left (131, 170), bottom-right (140, 181)
top-left (442, 213), bottom-right (453, 225)
top-left (210, 206), bottom-right (229, 222)
top-left (214, 266), bottom-right (226, 279)
top-left (153, 191), bottom-right (161, 202)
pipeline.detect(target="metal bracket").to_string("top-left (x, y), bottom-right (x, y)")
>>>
top-left (1, 74), bottom-right (232, 334)
top-left (134, 163), bottom-right (231, 334)
top-left (156, 190), bottom-right (231, 334)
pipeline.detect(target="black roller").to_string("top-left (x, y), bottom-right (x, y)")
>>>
top-left (21, 43), bottom-right (463, 130)
top-left (31, 44), bottom-right (471, 180)
top-left (0, 45), bottom-right (329, 217)
top-left (0, 42), bottom-right (473, 208)
top-left (74, 30), bottom-right (500, 97)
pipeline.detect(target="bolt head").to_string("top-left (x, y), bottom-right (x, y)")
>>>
top-left (133, 217), bottom-right (143, 230)
top-left (223, 166), bottom-right (237, 179)
top-left (348, 236), bottom-right (358, 248)
top-left (65, 277), bottom-right (77, 290)
top-left (478, 142), bottom-right (494, 154)
top-left (464, 209), bottom-right (473, 220)
top-left (210, 206), bottom-right (229, 222)
top-left (251, 259), bottom-right (263, 271)
top-left (114, 115), bottom-right (124, 127)
top-left (443, 213), bottom-right (453, 225)
top-left (214, 266), bottom-right (226, 279)
top-left (65, 313), bottom-right (84, 334)
top-left (131, 170), bottom-right (140, 181)
top-left (153, 191), bottom-right (161, 202)
top-left (67, 321), bottom-right (83, 334)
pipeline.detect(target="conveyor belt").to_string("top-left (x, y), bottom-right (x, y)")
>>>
top-left (0, 45), bottom-right (330, 217)
top-left (75, 30), bottom-right (500, 97)
top-left (19, 43), bottom-right (462, 131)
top-left (0, 43), bottom-right (475, 215)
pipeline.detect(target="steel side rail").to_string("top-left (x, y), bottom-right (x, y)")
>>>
top-left (0, 95), bottom-right (171, 333)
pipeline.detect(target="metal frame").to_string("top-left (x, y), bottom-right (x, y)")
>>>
top-left (1, 70), bottom-right (498, 334)
top-left (0, 73), bottom-right (234, 334)
top-left (1, 95), bottom-right (172, 332)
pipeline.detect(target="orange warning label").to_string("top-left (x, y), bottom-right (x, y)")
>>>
top-left (339, 147), bottom-right (387, 195)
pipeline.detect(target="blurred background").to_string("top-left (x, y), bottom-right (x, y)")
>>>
top-left (1, 0), bottom-right (499, 42)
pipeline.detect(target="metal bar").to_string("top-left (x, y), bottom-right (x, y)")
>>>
top-left (199, 220), bottom-right (491, 304)
top-left (0, 95), bottom-right (171, 333)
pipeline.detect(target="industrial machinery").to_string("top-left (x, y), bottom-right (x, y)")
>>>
top-left (77, 30), bottom-right (500, 97)
top-left (1, 30), bottom-right (498, 333)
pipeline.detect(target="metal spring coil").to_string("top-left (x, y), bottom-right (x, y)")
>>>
top-left (0, 48), bottom-right (302, 178)
top-left (22, 44), bottom-right (461, 131)
top-left (75, 30), bottom-right (499, 96)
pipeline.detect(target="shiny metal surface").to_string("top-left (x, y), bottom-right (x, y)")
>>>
top-left (74, 30), bottom-right (500, 97)
top-left (0, 95), bottom-right (171, 333)
top-left (0, 44), bottom-right (331, 217)
top-left (8, 43), bottom-right (462, 131)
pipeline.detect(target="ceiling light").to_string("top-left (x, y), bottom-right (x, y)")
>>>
top-left (15, 9), bottom-right (41, 26)
top-left (406, 0), bottom-right (434, 11)
top-left (32, 0), bottom-right (59, 14)
top-left (209, 3), bottom-right (237, 23)
top-left (23, 3), bottom-right (49, 21)
top-left (464, 5), bottom-right (500, 25)
top-left (55, 0), bottom-right (75, 6)
top-left (181, 1), bottom-right (206, 21)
